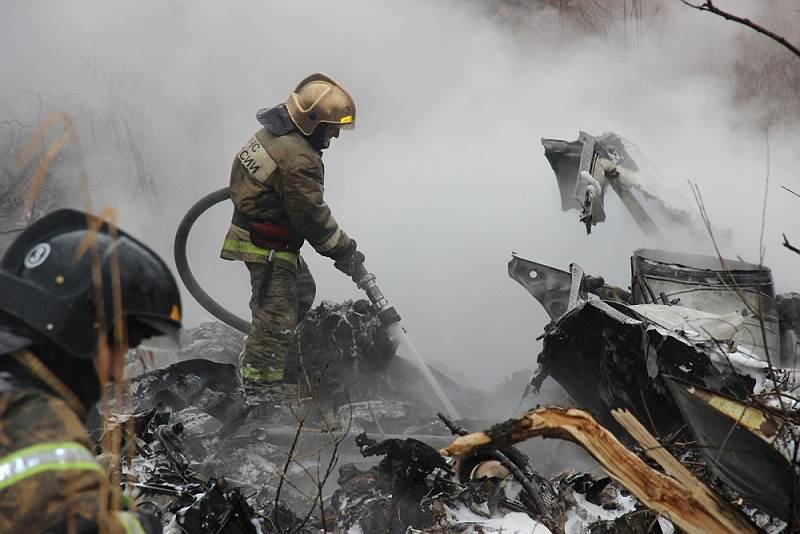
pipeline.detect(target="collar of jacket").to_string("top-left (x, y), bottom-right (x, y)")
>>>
top-left (256, 104), bottom-right (296, 136)
top-left (11, 350), bottom-right (86, 416)
top-left (0, 318), bottom-right (35, 355)
top-left (0, 360), bottom-right (45, 394)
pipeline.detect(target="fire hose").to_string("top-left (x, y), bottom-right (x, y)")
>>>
top-left (174, 188), bottom-right (458, 418)
top-left (172, 187), bottom-right (400, 334)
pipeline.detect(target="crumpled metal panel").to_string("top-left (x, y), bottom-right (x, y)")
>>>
top-left (542, 131), bottom-right (706, 237)
top-left (128, 358), bottom-right (245, 429)
top-left (541, 137), bottom-right (585, 213)
top-left (535, 299), bottom-right (754, 439)
top-left (665, 376), bottom-right (796, 520)
top-left (508, 255), bottom-right (573, 321)
top-left (629, 304), bottom-right (746, 346)
top-left (631, 248), bottom-right (781, 363)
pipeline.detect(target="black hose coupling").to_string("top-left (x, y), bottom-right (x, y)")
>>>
top-left (378, 306), bottom-right (401, 326)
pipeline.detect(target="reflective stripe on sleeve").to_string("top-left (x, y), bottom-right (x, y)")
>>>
top-left (115, 511), bottom-right (146, 534)
top-left (222, 239), bottom-right (299, 263)
top-left (0, 441), bottom-right (102, 490)
top-left (315, 228), bottom-right (342, 254)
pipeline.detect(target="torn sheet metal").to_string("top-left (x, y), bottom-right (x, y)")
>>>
top-left (664, 376), bottom-right (798, 520)
top-left (508, 255), bottom-right (628, 322)
top-left (542, 132), bottom-right (706, 237)
top-left (632, 249), bottom-right (781, 363)
top-left (542, 131), bottom-right (611, 234)
top-left (567, 263), bottom-right (587, 311)
top-left (534, 298), bottom-right (754, 438)
top-left (541, 137), bottom-right (589, 213)
top-left (507, 255), bottom-right (572, 321)
top-left (629, 304), bottom-right (746, 347)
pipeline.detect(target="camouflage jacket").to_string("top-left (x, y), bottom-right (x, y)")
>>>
top-left (0, 353), bottom-right (154, 533)
top-left (220, 127), bottom-right (352, 264)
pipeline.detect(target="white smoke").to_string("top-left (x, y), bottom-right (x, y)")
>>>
top-left (1, 0), bottom-right (799, 389)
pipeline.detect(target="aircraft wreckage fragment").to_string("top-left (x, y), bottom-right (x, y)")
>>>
top-left (665, 376), bottom-right (800, 521)
top-left (510, 245), bottom-right (800, 524)
top-left (541, 131), bottom-right (709, 238)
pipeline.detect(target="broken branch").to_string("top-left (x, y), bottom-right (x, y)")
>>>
top-left (782, 185), bottom-right (800, 199)
top-left (441, 406), bottom-right (757, 534)
top-left (678, 0), bottom-right (800, 59)
top-left (783, 234), bottom-right (800, 256)
top-left (437, 412), bottom-right (553, 527)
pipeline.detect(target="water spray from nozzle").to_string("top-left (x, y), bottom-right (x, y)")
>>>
top-left (352, 265), bottom-right (461, 420)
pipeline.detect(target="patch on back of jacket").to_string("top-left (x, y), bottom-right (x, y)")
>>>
top-left (238, 136), bottom-right (277, 184)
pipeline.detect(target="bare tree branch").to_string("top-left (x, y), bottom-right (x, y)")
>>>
top-left (689, 181), bottom-right (787, 414)
top-left (437, 412), bottom-right (555, 529)
top-left (678, 0), bottom-right (800, 59)
top-left (782, 185), bottom-right (800, 199)
top-left (783, 234), bottom-right (800, 256)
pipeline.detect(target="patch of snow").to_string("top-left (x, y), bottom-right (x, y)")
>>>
top-left (449, 505), bottom-right (552, 533)
top-left (503, 479), bottom-right (523, 501)
top-left (564, 510), bottom-right (584, 534)
top-left (657, 516), bottom-right (675, 534)
top-left (572, 489), bottom-right (636, 521)
top-left (563, 488), bottom-right (638, 533)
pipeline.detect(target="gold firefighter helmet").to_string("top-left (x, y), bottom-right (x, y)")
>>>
top-left (285, 73), bottom-right (356, 136)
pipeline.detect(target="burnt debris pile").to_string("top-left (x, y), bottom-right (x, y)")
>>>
top-left (104, 300), bottom-right (534, 532)
top-left (104, 255), bottom-right (800, 532)
top-left (109, 298), bottom-right (684, 532)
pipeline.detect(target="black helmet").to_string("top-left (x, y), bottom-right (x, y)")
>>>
top-left (0, 209), bottom-right (182, 359)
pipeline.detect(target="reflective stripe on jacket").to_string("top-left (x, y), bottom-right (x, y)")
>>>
top-left (220, 223), bottom-right (299, 265)
top-left (0, 441), bottom-right (102, 490)
top-left (219, 127), bottom-right (352, 264)
top-left (0, 367), bottom-right (154, 533)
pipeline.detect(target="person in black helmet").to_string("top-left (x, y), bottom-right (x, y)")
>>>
top-left (0, 209), bottom-right (182, 533)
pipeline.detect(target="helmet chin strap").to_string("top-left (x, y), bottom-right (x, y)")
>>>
top-left (307, 124), bottom-right (330, 152)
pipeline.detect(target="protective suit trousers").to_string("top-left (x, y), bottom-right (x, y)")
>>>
top-left (242, 256), bottom-right (315, 383)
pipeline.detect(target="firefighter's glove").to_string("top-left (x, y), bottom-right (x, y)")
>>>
top-left (334, 240), bottom-right (366, 278)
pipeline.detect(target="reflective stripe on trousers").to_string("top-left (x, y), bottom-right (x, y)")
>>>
top-left (0, 441), bottom-right (102, 490)
top-left (115, 511), bottom-right (146, 534)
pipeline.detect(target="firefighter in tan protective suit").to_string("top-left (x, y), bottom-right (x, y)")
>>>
top-left (0, 209), bottom-right (183, 533)
top-left (220, 73), bottom-right (366, 387)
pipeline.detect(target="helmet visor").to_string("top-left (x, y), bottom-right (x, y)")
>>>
top-left (338, 115), bottom-right (355, 130)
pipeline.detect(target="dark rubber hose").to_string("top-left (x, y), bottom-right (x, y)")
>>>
top-left (173, 187), bottom-right (250, 333)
